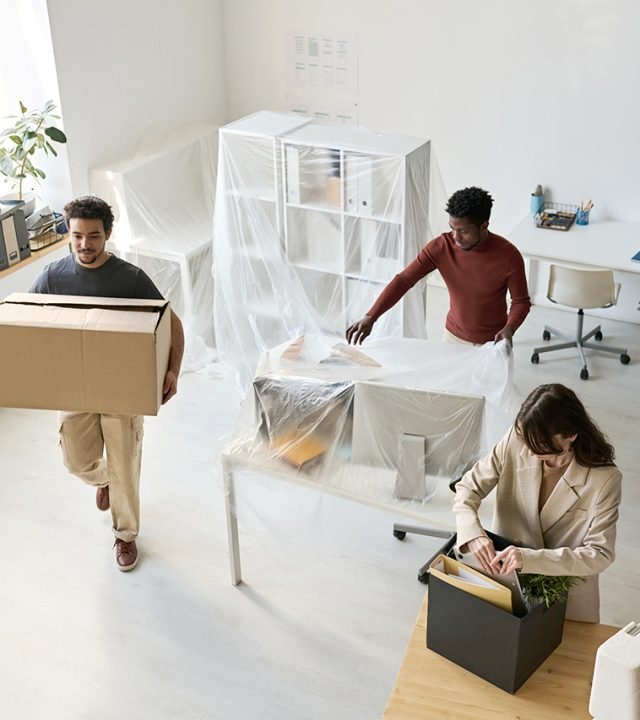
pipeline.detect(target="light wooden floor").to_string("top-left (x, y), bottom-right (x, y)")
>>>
top-left (1, 286), bottom-right (638, 720)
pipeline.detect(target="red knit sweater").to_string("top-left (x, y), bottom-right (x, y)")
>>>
top-left (367, 231), bottom-right (531, 344)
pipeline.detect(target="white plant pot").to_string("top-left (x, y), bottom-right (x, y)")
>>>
top-left (0, 191), bottom-right (37, 218)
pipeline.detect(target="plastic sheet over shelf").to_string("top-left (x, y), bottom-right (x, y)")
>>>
top-left (213, 112), bottom-right (448, 392)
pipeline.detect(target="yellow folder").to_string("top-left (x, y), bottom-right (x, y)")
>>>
top-left (270, 430), bottom-right (328, 468)
top-left (429, 554), bottom-right (513, 614)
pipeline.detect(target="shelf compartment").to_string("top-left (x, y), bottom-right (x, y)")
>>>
top-left (286, 206), bottom-right (344, 274)
top-left (345, 216), bottom-right (401, 282)
top-left (284, 144), bottom-right (342, 209)
top-left (344, 153), bottom-right (403, 222)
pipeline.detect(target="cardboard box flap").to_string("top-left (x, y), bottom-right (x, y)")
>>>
top-left (0, 303), bottom-right (160, 333)
top-left (3, 292), bottom-right (168, 312)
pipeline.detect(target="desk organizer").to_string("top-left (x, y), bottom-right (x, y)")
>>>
top-left (534, 202), bottom-right (578, 231)
top-left (28, 216), bottom-right (65, 251)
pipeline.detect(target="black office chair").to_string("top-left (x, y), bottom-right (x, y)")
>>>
top-left (392, 474), bottom-right (465, 583)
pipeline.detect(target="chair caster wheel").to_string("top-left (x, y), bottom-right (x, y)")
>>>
top-left (418, 571), bottom-right (429, 584)
top-left (542, 330), bottom-right (551, 341)
top-left (393, 530), bottom-right (406, 541)
top-left (531, 353), bottom-right (539, 364)
top-left (621, 354), bottom-right (631, 365)
top-left (580, 368), bottom-right (589, 380)
top-left (595, 331), bottom-right (603, 341)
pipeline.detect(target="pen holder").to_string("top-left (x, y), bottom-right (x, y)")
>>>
top-left (530, 194), bottom-right (544, 214)
top-left (576, 209), bottom-right (590, 225)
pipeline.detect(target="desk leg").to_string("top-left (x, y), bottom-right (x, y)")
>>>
top-left (223, 459), bottom-right (242, 585)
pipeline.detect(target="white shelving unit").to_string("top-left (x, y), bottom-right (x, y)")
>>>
top-left (216, 111), bottom-right (431, 344)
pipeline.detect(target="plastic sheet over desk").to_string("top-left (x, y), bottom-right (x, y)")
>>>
top-left (220, 335), bottom-right (517, 567)
top-left (90, 124), bottom-right (218, 371)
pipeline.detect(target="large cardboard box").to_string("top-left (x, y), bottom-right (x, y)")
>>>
top-left (426, 558), bottom-right (566, 693)
top-left (0, 293), bottom-right (171, 415)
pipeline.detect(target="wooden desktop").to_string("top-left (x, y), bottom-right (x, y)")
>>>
top-left (383, 593), bottom-right (618, 720)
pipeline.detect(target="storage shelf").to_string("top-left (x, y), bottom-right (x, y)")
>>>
top-left (290, 259), bottom-right (344, 276)
top-left (218, 111), bottom-right (430, 342)
top-left (0, 235), bottom-right (69, 280)
top-left (286, 200), bottom-right (342, 216)
top-left (344, 210), bottom-right (402, 224)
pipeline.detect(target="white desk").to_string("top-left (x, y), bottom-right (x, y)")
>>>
top-left (510, 215), bottom-right (640, 273)
top-left (111, 235), bottom-right (212, 319)
top-left (510, 215), bottom-right (640, 322)
top-left (220, 337), bottom-right (512, 586)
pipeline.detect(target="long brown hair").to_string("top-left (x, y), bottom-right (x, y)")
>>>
top-left (515, 384), bottom-right (615, 467)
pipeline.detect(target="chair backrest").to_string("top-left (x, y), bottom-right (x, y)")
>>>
top-left (547, 264), bottom-right (617, 309)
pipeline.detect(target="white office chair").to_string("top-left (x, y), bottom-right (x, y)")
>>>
top-left (531, 264), bottom-right (631, 380)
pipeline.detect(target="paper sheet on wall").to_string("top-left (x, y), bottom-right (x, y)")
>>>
top-left (287, 32), bottom-right (358, 95)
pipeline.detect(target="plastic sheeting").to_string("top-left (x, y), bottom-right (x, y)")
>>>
top-left (213, 111), bottom-right (448, 391)
top-left (220, 335), bottom-right (519, 568)
top-left (90, 124), bottom-right (218, 371)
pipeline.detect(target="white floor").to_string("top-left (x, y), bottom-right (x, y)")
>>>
top-left (1, 286), bottom-right (639, 720)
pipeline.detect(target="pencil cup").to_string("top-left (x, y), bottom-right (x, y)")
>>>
top-left (530, 194), bottom-right (544, 214)
top-left (576, 209), bottom-right (590, 225)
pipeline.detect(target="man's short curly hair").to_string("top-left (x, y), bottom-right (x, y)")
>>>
top-left (445, 187), bottom-right (494, 225)
top-left (63, 195), bottom-right (114, 234)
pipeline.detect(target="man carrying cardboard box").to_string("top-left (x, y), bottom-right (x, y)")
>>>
top-left (29, 195), bottom-right (185, 571)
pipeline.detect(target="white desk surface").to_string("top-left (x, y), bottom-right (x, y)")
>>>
top-left (509, 215), bottom-right (640, 274)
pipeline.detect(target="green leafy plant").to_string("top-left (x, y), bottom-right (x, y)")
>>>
top-left (0, 100), bottom-right (67, 201)
top-left (519, 573), bottom-right (584, 608)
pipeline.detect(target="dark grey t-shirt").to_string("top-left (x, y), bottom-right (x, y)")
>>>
top-left (29, 253), bottom-right (164, 300)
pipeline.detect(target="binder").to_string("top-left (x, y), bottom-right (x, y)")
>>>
top-left (286, 145), bottom-right (301, 204)
top-left (429, 554), bottom-right (513, 613)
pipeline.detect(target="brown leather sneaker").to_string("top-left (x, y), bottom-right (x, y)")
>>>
top-left (114, 538), bottom-right (138, 571)
top-left (96, 485), bottom-right (110, 511)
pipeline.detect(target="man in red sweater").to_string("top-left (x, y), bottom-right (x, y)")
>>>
top-left (346, 186), bottom-right (531, 346)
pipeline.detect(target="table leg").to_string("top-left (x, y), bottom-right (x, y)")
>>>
top-left (223, 458), bottom-right (242, 585)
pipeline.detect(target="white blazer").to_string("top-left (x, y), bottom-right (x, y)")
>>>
top-left (453, 426), bottom-right (622, 622)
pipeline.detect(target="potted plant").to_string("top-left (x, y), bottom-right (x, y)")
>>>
top-left (0, 99), bottom-right (67, 217)
top-left (519, 573), bottom-right (584, 610)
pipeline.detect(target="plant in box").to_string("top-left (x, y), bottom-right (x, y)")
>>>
top-left (0, 100), bottom-right (67, 216)
top-left (519, 573), bottom-right (584, 611)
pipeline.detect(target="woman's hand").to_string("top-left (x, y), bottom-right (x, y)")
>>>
top-left (466, 536), bottom-right (496, 574)
top-left (489, 545), bottom-right (523, 575)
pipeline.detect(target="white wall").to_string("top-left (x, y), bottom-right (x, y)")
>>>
top-left (0, 0), bottom-right (73, 211)
top-left (222, 0), bottom-right (640, 231)
top-left (46, 0), bottom-right (229, 195)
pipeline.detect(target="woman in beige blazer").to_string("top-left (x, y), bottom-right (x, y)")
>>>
top-left (453, 383), bottom-right (622, 622)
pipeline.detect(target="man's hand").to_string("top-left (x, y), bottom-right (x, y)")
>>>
top-left (346, 315), bottom-right (374, 345)
top-left (162, 369), bottom-right (178, 404)
top-left (489, 545), bottom-right (523, 575)
top-left (494, 324), bottom-right (513, 345)
top-left (466, 535), bottom-right (496, 575)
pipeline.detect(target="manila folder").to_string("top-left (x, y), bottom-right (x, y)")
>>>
top-left (429, 554), bottom-right (513, 614)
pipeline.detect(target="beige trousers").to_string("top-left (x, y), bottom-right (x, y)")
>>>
top-left (58, 412), bottom-right (144, 542)
top-left (442, 328), bottom-right (483, 347)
